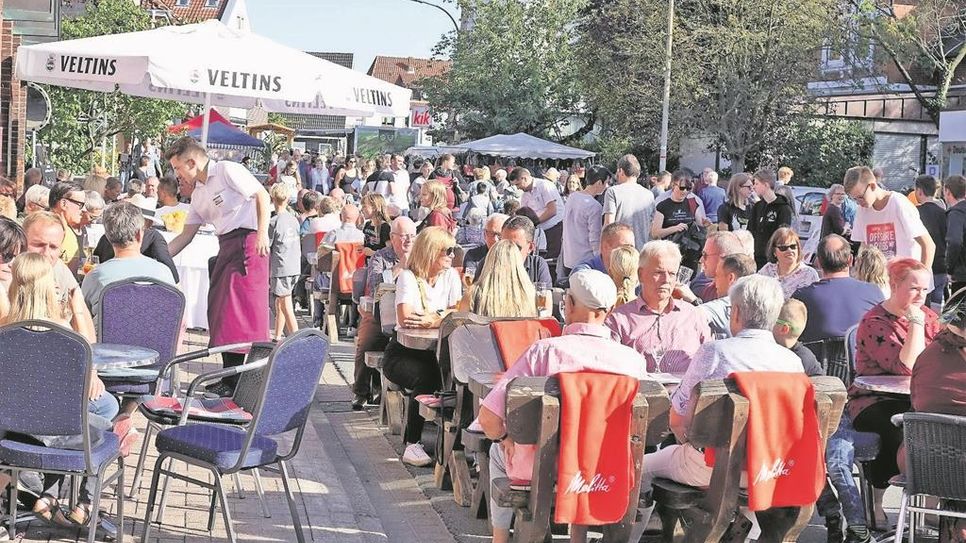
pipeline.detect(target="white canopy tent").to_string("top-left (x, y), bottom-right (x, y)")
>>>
top-left (16, 20), bottom-right (412, 145)
top-left (454, 132), bottom-right (595, 160)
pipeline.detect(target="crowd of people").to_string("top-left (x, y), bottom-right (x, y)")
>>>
top-left (1, 136), bottom-right (966, 542)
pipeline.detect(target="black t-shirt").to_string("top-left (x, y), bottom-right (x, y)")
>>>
top-left (717, 202), bottom-right (749, 231)
top-left (363, 221), bottom-right (390, 252)
top-left (918, 201), bottom-right (947, 273)
top-left (656, 198), bottom-right (697, 229)
top-left (365, 171), bottom-right (394, 193)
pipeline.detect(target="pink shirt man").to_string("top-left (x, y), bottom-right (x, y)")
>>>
top-left (481, 323), bottom-right (648, 422)
top-left (605, 298), bottom-right (712, 373)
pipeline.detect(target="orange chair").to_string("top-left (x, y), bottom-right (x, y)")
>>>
top-left (323, 242), bottom-right (365, 342)
top-left (489, 318), bottom-right (562, 370)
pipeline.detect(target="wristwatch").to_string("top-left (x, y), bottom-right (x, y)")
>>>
top-left (493, 432), bottom-right (508, 443)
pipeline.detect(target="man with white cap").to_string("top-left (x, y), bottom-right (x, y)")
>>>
top-left (477, 269), bottom-right (648, 543)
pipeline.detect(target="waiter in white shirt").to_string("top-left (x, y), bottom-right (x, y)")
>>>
top-left (166, 136), bottom-right (271, 396)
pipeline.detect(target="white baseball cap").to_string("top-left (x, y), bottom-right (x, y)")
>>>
top-left (568, 270), bottom-right (617, 310)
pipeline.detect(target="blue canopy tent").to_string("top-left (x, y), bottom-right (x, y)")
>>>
top-left (187, 122), bottom-right (265, 150)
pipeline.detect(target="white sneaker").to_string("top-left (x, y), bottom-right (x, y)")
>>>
top-left (402, 443), bottom-right (433, 467)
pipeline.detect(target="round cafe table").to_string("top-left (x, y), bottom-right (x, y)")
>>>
top-left (91, 343), bottom-right (159, 370)
top-left (852, 375), bottom-right (911, 396)
top-left (396, 327), bottom-right (439, 351)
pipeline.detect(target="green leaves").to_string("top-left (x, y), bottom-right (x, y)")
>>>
top-left (422, 0), bottom-right (590, 142)
top-left (38, 0), bottom-right (187, 175)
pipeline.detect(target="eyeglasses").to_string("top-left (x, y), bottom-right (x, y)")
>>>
top-left (65, 198), bottom-right (86, 208)
top-left (700, 251), bottom-right (719, 260)
top-left (848, 184), bottom-right (870, 202)
top-left (391, 232), bottom-right (416, 241)
top-left (775, 318), bottom-right (802, 335)
top-left (775, 244), bottom-right (798, 252)
top-left (741, 184), bottom-right (753, 189)
top-left (484, 230), bottom-right (502, 239)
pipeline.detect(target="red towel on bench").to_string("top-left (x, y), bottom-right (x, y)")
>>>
top-left (490, 319), bottom-right (562, 370)
top-left (554, 372), bottom-right (639, 525)
top-left (731, 372), bottom-right (825, 511)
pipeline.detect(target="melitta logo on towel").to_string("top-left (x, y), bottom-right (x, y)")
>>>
top-left (352, 87), bottom-right (394, 107)
top-left (753, 458), bottom-right (794, 485)
top-left (565, 472), bottom-right (614, 494)
top-left (54, 54), bottom-right (117, 76)
top-left (205, 69), bottom-right (282, 92)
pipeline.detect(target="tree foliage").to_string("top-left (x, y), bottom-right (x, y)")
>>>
top-left (678, 0), bottom-right (839, 172)
top-left (422, 0), bottom-right (589, 143)
top-left (39, 0), bottom-right (188, 175)
top-left (765, 118), bottom-right (875, 187)
top-left (574, 0), bottom-right (696, 166)
top-left (848, 0), bottom-right (966, 127)
top-left (575, 0), bottom-right (837, 172)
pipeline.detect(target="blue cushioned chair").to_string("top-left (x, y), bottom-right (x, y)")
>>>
top-left (0, 321), bottom-right (124, 543)
top-left (131, 342), bottom-right (275, 519)
top-left (140, 329), bottom-right (329, 543)
top-left (96, 277), bottom-right (185, 396)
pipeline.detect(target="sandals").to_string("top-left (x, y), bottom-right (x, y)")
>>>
top-left (32, 495), bottom-right (73, 528)
top-left (68, 505), bottom-right (118, 540)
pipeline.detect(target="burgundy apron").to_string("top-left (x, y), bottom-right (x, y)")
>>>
top-left (208, 228), bottom-right (269, 349)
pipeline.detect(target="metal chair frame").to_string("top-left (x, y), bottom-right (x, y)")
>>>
top-left (0, 321), bottom-right (125, 543)
top-left (140, 329), bottom-right (328, 543)
top-left (129, 342), bottom-right (274, 521)
top-left (892, 413), bottom-right (966, 543)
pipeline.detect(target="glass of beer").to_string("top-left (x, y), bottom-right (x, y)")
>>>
top-left (463, 265), bottom-right (477, 289)
top-left (534, 281), bottom-right (551, 316)
top-left (82, 256), bottom-right (99, 275)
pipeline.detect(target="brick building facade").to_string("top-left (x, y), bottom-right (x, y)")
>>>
top-left (0, 0), bottom-right (25, 188)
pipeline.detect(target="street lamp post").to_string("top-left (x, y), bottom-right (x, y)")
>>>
top-left (659, 0), bottom-right (674, 172)
top-left (404, 0), bottom-right (460, 34)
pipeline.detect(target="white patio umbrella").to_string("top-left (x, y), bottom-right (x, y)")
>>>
top-left (15, 19), bottom-right (412, 145)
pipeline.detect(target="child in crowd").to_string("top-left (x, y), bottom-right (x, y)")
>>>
top-left (269, 183), bottom-right (302, 341)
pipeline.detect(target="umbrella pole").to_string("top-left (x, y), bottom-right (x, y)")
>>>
top-left (200, 92), bottom-right (212, 147)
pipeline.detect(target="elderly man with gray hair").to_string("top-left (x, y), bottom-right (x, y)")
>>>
top-left (81, 202), bottom-right (175, 331)
top-left (639, 274), bottom-right (804, 495)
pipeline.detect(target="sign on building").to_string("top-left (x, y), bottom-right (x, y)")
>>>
top-left (410, 104), bottom-right (432, 128)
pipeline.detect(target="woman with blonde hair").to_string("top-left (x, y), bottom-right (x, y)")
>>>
top-left (2, 252), bottom-right (118, 528)
top-left (459, 239), bottom-right (537, 317)
top-left (419, 179), bottom-right (456, 232)
top-left (361, 193), bottom-right (391, 256)
top-left (82, 175), bottom-right (107, 197)
top-left (608, 244), bottom-right (640, 307)
top-left (383, 226), bottom-right (461, 466)
top-left (854, 245), bottom-right (890, 299)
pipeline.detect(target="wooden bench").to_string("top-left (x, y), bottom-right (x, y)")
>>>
top-left (651, 376), bottom-right (846, 543)
top-left (363, 351), bottom-right (390, 427)
top-left (490, 376), bottom-right (671, 542)
top-left (419, 313), bottom-right (491, 500)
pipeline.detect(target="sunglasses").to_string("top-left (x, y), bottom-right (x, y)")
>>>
top-left (677, 184), bottom-right (692, 192)
top-left (0, 249), bottom-right (16, 264)
top-left (66, 198), bottom-right (86, 208)
top-left (443, 246), bottom-right (456, 257)
top-left (775, 244), bottom-right (798, 252)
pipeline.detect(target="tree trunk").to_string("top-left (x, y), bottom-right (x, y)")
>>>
top-left (731, 154), bottom-right (746, 174)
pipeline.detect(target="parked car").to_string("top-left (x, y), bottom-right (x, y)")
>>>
top-left (790, 185), bottom-right (827, 240)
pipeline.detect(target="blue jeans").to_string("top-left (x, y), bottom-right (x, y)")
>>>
top-left (816, 417), bottom-right (867, 527)
top-left (929, 273), bottom-right (949, 308)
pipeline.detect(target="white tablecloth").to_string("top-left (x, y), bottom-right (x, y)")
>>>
top-left (162, 231), bottom-right (220, 330)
